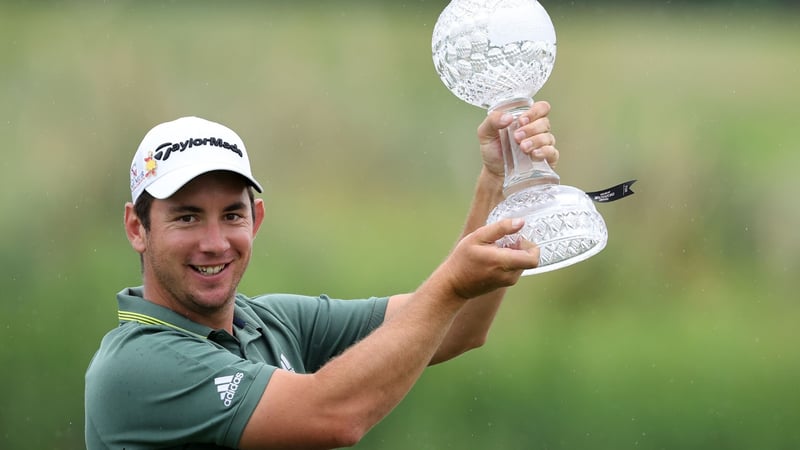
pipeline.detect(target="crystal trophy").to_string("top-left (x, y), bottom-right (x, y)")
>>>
top-left (432, 0), bottom-right (607, 275)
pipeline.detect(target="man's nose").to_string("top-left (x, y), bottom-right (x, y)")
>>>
top-left (198, 221), bottom-right (230, 253)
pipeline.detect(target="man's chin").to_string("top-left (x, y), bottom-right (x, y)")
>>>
top-left (189, 290), bottom-right (236, 312)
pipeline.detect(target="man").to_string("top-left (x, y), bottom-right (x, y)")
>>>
top-left (85, 101), bottom-right (558, 449)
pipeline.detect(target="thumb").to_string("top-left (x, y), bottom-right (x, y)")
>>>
top-left (475, 218), bottom-right (526, 244)
top-left (478, 110), bottom-right (513, 144)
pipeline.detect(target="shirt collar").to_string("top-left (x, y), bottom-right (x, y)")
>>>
top-left (116, 286), bottom-right (216, 338)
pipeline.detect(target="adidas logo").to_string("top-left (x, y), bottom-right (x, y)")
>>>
top-left (214, 372), bottom-right (244, 407)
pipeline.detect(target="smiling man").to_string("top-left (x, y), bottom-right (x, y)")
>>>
top-left (85, 107), bottom-right (558, 449)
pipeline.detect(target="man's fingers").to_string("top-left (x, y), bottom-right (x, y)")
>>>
top-left (478, 110), bottom-right (514, 143)
top-left (480, 100), bottom-right (549, 141)
top-left (476, 218), bottom-right (534, 248)
top-left (506, 237), bottom-right (540, 268)
top-left (541, 145), bottom-right (559, 168)
top-left (528, 100), bottom-right (551, 120)
top-left (475, 218), bottom-right (526, 244)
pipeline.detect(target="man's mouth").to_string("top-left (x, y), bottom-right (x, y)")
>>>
top-left (191, 264), bottom-right (226, 276)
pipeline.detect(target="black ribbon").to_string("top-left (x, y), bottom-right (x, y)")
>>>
top-left (586, 180), bottom-right (637, 203)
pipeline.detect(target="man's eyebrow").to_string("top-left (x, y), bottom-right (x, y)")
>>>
top-left (223, 201), bottom-right (247, 212)
top-left (168, 205), bottom-right (203, 214)
top-left (167, 202), bottom-right (247, 214)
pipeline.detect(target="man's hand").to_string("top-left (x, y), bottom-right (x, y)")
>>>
top-left (435, 218), bottom-right (540, 301)
top-left (477, 100), bottom-right (559, 180)
top-left (241, 219), bottom-right (538, 450)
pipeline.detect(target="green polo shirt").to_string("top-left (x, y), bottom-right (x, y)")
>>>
top-left (85, 287), bottom-right (388, 449)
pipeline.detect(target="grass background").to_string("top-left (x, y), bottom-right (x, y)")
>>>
top-left (1, 1), bottom-right (798, 449)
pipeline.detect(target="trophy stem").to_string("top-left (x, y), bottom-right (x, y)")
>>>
top-left (492, 98), bottom-right (560, 197)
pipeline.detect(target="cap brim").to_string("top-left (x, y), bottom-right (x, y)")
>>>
top-left (145, 163), bottom-right (263, 200)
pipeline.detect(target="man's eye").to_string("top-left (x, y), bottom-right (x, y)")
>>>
top-left (224, 213), bottom-right (243, 221)
top-left (178, 215), bottom-right (196, 223)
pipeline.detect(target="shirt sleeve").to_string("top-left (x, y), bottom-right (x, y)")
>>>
top-left (85, 325), bottom-right (275, 449)
top-left (248, 294), bottom-right (389, 373)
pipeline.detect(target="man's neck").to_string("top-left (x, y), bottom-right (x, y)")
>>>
top-left (141, 283), bottom-right (236, 333)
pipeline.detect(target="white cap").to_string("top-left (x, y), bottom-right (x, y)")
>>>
top-left (129, 116), bottom-right (263, 203)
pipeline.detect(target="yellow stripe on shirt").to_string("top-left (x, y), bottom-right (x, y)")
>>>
top-left (118, 311), bottom-right (207, 339)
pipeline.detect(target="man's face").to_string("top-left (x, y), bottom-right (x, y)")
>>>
top-left (129, 171), bottom-right (264, 320)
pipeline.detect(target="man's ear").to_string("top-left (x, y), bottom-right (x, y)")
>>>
top-left (252, 198), bottom-right (265, 238)
top-left (124, 202), bottom-right (147, 253)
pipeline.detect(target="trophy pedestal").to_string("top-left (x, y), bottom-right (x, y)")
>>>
top-left (488, 184), bottom-right (607, 275)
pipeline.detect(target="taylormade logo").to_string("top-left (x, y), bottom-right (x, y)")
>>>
top-left (154, 136), bottom-right (243, 162)
top-left (214, 372), bottom-right (245, 408)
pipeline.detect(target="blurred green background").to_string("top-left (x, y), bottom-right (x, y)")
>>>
top-left (1, 1), bottom-right (798, 449)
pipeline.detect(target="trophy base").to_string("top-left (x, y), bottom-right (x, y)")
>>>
top-left (487, 184), bottom-right (607, 276)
